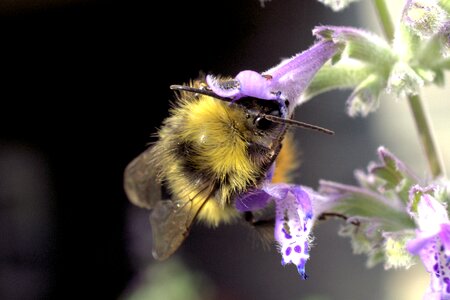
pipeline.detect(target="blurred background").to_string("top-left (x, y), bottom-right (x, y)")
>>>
top-left (1, 0), bottom-right (447, 299)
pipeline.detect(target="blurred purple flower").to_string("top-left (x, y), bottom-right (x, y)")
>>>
top-left (407, 185), bottom-right (450, 299)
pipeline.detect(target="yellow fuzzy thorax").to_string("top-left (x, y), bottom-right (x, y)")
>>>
top-left (184, 98), bottom-right (251, 172)
top-left (157, 92), bottom-right (297, 227)
top-left (174, 95), bottom-right (261, 192)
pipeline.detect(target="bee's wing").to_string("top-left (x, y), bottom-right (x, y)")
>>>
top-left (244, 203), bottom-right (276, 248)
top-left (125, 146), bottom-right (210, 260)
top-left (124, 146), bottom-right (161, 209)
top-left (150, 198), bottom-right (206, 260)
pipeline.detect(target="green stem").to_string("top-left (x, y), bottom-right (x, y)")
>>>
top-left (373, 0), bottom-right (394, 41)
top-left (372, 0), bottom-right (445, 178)
top-left (407, 95), bottom-right (444, 177)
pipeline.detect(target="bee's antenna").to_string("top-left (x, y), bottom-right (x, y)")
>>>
top-left (170, 85), bottom-right (232, 102)
top-left (263, 114), bottom-right (334, 135)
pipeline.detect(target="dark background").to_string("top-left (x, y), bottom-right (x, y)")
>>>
top-left (0, 1), bottom-right (383, 299)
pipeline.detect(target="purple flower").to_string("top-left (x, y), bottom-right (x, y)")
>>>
top-left (407, 185), bottom-right (450, 299)
top-left (206, 40), bottom-right (339, 115)
top-left (236, 183), bottom-right (316, 279)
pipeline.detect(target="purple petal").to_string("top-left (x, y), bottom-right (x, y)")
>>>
top-left (207, 39), bottom-right (338, 110)
top-left (235, 71), bottom-right (277, 100)
top-left (262, 183), bottom-right (290, 200)
top-left (439, 223), bottom-right (450, 256)
top-left (407, 186), bottom-right (450, 299)
top-left (290, 185), bottom-right (313, 218)
top-left (265, 40), bottom-right (338, 108)
top-left (409, 185), bottom-right (449, 232)
top-left (235, 189), bottom-right (271, 212)
top-left (407, 232), bottom-right (436, 255)
top-left (272, 184), bottom-right (314, 279)
top-left (421, 239), bottom-right (450, 299)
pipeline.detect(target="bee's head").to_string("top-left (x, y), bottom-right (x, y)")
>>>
top-left (235, 97), bottom-right (286, 135)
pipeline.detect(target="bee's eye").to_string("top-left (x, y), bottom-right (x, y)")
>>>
top-left (254, 109), bottom-right (281, 130)
top-left (255, 116), bottom-right (272, 130)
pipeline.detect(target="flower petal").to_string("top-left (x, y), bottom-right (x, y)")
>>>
top-left (421, 239), bottom-right (450, 299)
top-left (408, 185), bottom-right (449, 233)
top-left (407, 231), bottom-right (436, 255)
top-left (407, 185), bottom-right (450, 299)
top-left (270, 184), bottom-right (314, 279)
top-left (439, 223), bottom-right (450, 256)
top-left (265, 40), bottom-right (339, 109)
top-left (207, 40), bottom-right (338, 110)
top-left (235, 189), bottom-right (271, 212)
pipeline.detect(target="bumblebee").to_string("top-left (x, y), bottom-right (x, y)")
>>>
top-left (124, 79), bottom-right (332, 260)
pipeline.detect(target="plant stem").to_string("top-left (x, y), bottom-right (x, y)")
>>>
top-left (373, 0), bottom-right (394, 41)
top-left (407, 95), bottom-right (444, 177)
top-left (372, 0), bottom-right (445, 178)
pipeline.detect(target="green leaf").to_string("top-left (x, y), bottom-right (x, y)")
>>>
top-left (303, 61), bottom-right (376, 101)
top-left (320, 181), bottom-right (415, 231)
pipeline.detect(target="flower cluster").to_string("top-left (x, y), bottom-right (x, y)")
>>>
top-left (319, 147), bottom-right (450, 298)
top-left (301, 0), bottom-right (450, 117)
top-left (224, 0), bottom-right (450, 298)
top-left (307, 0), bottom-right (450, 298)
